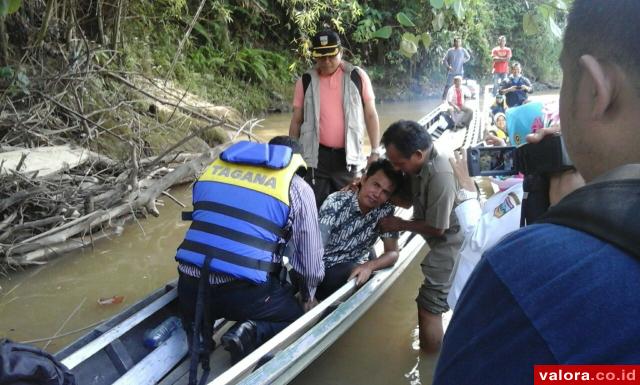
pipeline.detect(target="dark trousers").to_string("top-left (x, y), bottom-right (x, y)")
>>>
top-left (177, 271), bottom-right (303, 348)
top-left (318, 262), bottom-right (358, 300)
top-left (291, 262), bottom-right (357, 301)
top-left (306, 145), bottom-right (357, 208)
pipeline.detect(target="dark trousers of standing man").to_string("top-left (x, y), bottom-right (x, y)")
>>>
top-left (177, 271), bottom-right (303, 351)
top-left (306, 145), bottom-right (357, 208)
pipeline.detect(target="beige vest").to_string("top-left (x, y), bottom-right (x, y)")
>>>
top-left (298, 61), bottom-right (366, 169)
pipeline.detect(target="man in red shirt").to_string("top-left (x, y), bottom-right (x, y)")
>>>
top-left (491, 35), bottom-right (512, 95)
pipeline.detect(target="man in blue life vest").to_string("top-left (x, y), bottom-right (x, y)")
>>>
top-left (175, 136), bottom-right (324, 373)
top-left (433, 1), bottom-right (640, 383)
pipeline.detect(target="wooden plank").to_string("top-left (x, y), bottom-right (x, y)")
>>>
top-left (105, 339), bottom-right (135, 374)
top-left (61, 288), bottom-right (178, 369)
top-left (112, 328), bottom-right (189, 385)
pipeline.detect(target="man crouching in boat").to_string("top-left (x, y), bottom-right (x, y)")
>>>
top-left (309, 159), bottom-right (403, 299)
top-left (175, 136), bottom-right (324, 375)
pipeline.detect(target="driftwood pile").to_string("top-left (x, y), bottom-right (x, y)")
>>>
top-left (0, 0), bottom-right (271, 270)
top-left (0, 61), bottom-right (266, 271)
top-left (0, 95), bottom-right (265, 269)
top-left (0, 76), bottom-right (265, 269)
top-left (0, 146), bottom-right (220, 268)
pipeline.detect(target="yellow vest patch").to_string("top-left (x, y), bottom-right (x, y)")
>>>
top-left (198, 154), bottom-right (306, 205)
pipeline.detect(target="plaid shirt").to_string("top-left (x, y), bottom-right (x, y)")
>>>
top-left (319, 190), bottom-right (398, 269)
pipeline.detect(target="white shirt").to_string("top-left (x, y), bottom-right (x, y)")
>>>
top-left (446, 85), bottom-right (467, 108)
top-left (447, 182), bottom-right (524, 310)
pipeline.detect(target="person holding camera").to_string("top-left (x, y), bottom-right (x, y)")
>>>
top-left (498, 62), bottom-right (532, 107)
top-left (445, 149), bottom-right (523, 310)
top-left (434, 1), bottom-right (640, 383)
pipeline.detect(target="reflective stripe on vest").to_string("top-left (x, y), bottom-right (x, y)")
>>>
top-left (176, 142), bottom-right (307, 283)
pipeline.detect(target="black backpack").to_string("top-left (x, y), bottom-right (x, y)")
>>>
top-left (0, 339), bottom-right (76, 385)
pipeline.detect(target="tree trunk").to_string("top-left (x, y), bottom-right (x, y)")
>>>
top-left (96, 0), bottom-right (106, 45)
top-left (0, 16), bottom-right (8, 66)
top-left (111, 0), bottom-right (124, 52)
top-left (35, 0), bottom-right (57, 46)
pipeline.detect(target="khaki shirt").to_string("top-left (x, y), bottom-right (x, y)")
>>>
top-left (411, 147), bottom-right (463, 250)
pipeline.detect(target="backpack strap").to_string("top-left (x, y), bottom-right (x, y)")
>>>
top-left (301, 69), bottom-right (365, 107)
top-left (350, 68), bottom-right (365, 107)
top-left (302, 73), bottom-right (312, 97)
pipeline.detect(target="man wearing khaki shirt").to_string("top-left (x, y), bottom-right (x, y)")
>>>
top-left (379, 120), bottom-right (463, 353)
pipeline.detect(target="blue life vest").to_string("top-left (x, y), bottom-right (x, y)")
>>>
top-left (176, 141), bottom-right (307, 283)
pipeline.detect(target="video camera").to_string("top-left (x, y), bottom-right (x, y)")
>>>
top-left (467, 134), bottom-right (573, 177)
top-left (466, 101), bottom-right (574, 226)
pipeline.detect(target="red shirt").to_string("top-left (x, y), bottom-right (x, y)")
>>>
top-left (492, 46), bottom-right (512, 74)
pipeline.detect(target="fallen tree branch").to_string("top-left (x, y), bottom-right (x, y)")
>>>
top-left (161, 190), bottom-right (186, 208)
top-left (105, 72), bottom-right (261, 141)
top-left (0, 215), bottom-right (66, 243)
top-left (5, 224), bottom-right (126, 266)
top-left (3, 143), bottom-right (227, 264)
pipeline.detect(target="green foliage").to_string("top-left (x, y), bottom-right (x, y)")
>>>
top-left (430, 0), bottom-right (444, 10)
top-left (488, 0), bottom-right (568, 82)
top-left (396, 12), bottom-right (415, 27)
top-left (0, 0), bottom-right (20, 16)
top-left (114, 0), bottom-right (568, 113)
top-left (399, 35), bottom-right (417, 58)
top-left (373, 26), bottom-right (392, 39)
top-left (0, 66), bottom-right (30, 96)
top-left (523, 12), bottom-right (538, 36)
top-left (452, 0), bottom-right (464, 20)
top-left (0, 66), bottom-right (11, 78)
top-left (353, 7), bottom-right (386, 42)
top-left (156, 0), bottom-right (187, 16)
